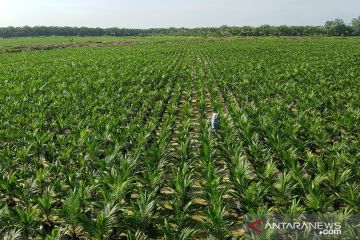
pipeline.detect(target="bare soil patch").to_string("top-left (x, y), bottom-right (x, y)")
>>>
top-left (3, 40), bottom-right (141, 53)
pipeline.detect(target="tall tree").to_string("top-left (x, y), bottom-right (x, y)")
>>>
top-left (324, 18), bottom-right (352, 36)
top-left (351, 16), bottom-right (360, 35)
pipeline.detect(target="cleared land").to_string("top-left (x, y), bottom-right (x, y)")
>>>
top-left (0, 37), bottom-right (359, 239)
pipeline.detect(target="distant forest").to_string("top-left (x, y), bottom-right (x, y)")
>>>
top-left (1, 17), bottom-right (360, 38)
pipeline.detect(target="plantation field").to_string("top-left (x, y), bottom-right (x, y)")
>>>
top-left (1, 37), bottom-right (360, 239)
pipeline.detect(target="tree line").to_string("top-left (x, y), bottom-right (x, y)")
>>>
top-left (1, 17), bottom-right (360, 38)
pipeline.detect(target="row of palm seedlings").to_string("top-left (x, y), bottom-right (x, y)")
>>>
top-left (162, 84), bottom-right (198, 239)
top-left (184, 54), bottom-right (229, 239)
top-left (124, 51), bottom-right (188, 238)
top-left (198, 116), bottom-right (229, 238)
top-left (207, 58), bottom-right (285, 212)
top-left (160, 53), bottom-right (210, 239)
top-left (114, 48), bottom-right (182, 157)
top-left (201, 53), bottom-right (286, 239)
top-left (194, 53), bottom-right (265, 240)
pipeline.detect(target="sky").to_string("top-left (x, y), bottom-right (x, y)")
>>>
top-left (1, 0), bottom-right (359, 28)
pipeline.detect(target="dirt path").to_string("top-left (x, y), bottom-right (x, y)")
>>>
top-left (2, 40), bottom-right (142, 53)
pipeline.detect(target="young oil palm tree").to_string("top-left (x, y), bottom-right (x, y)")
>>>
top-left (160, 219), bottom-right (197, 240)
top-left (15, 206), bottom-right (39, 240)
top-left (338, 183), bottom-right (360, 211)
top-left (0, 171), bottom-right (19, 208)
top-left (205, 191), bottom-right (229, 239)
top-left (304, 188), bottom-right (333, 212)
top-left (272, 171), bottom-right (298, 208)
top-left (78, 203), bottom-right (120, 240)
top-left (128, 190), bottom-right (159, 236)
top-left (1, 229), bottom-right (22, 240)
top-left (168, 162), bottom-right (193, 228)
top-left (59, 190), bottom-right (84, 239)
top-left (37, 187), bottom-right (55, 234)
top-left (44, 229), bottom-right (63, 240)
top-left (127, 230), bottom-right (148, 240)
